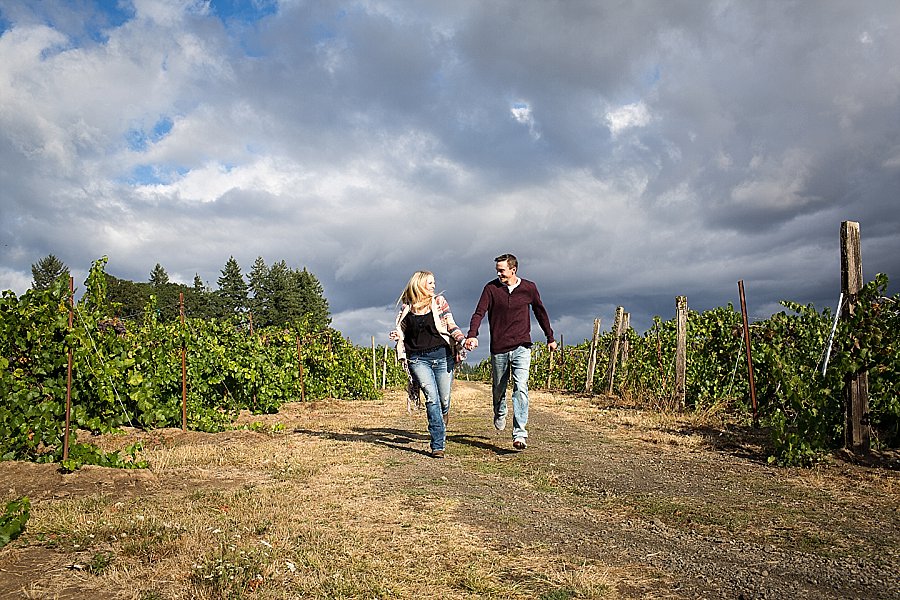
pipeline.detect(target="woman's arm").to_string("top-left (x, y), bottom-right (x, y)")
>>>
top-left (435, 296), bottom-right (465, 342)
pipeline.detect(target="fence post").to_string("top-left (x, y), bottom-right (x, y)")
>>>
top-left (63, 277), bottom-right (74, 461)
top-left (606, 307), bottom-right (624, 395)
top-left (841, 220), bottom-right (870, 451)
top-left (371, 336), bottom-right (377, 387)
top-left (296, 335), bottom-right (306, 402)
top-left (620, 312), bottom-right (631, 385)
top-left (738, 281), bottom-right (759, 426)
top-left (675, 296), bottom-right (687, 410)
top-left (547, 345), bottom-right (555, 389)
top-left (559, 334), bottom-right (565, 390)
top-left (381, 345), bottom-right (388, 389)
top-left (584, 318), bottom-right (602, 393)
top-left (180, 292), bottom-right (187, 431)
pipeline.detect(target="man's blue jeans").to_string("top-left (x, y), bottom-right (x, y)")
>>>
top-left (407, 346), bottom-right (453, 452)
top-left (491, 345), bottom-right (532, 441)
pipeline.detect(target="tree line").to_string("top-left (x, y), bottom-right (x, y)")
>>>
top-left (30, 254), bottom-right (330, 329)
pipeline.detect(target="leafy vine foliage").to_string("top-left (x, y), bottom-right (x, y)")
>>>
top-left (471, 275), bottom-right (899, 465)
top-left (0, 497), bottom-right (29, 549)
top-left (0, 257), bottom-right (407, 464)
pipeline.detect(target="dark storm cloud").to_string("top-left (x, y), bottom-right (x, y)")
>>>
top-left (0, 0), bottom-right (898, 357)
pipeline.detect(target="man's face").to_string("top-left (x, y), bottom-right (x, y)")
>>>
top-left (496, 261), bottom-right (516, 285)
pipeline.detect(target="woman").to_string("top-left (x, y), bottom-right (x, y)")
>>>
top-left (390, 271), bottom-right (466, 458)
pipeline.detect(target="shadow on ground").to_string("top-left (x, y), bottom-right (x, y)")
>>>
top-left (292, 426), bottom-right (519, 457)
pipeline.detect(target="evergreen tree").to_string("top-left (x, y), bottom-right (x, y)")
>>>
top-left (31, 254), bottom-right (70, 290)
top-left (268, 260), bottom-right (304, 326)
top-left (247, 256), bottom-right (270, 323)
top-left (246, 257), bottom-right (331, 328)
top-left (189, 273), bottom-right (224, 319)
top-left (105, 274), bottom-right (146, 318)
top-left (149, 263), bottom-right (169, 286)
top-left (296, 267), bottom-right (331, 330)
top-left (217, 256), bottom-right (248, 315)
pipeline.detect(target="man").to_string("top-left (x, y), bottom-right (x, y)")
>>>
top-left (464, 253), bottom-right (557, 450)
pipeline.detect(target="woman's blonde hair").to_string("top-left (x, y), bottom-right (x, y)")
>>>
top-left (399, 271), bottom-right (434, 311)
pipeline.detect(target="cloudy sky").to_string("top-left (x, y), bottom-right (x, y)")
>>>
top-left (1, 0), bottom-right (898, 362)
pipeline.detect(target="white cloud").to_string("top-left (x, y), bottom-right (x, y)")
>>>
top-left (510, 101), bottom-right (540, 140)
top-left (1, 0), bottom-right (898, 349)
top-left (0, 267), bottom-right (33, 295)
top-left (605, 101), bottom-right (651, 138)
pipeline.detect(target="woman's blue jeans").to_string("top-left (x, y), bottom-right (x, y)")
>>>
top-left (491, 345), bottom-right (532, 441)
top-left (407, 346), bottom-right (453, 452)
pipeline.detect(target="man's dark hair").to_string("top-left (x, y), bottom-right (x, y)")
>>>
top-left (494, 253), bottom-right (518, 270)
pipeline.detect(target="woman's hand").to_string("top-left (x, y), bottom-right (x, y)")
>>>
top-left (389, 329), bottom-right (400, 341)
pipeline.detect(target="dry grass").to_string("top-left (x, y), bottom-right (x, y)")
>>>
top-left (12, 390), bottom-right (619, 600)
top-left (5, 381), bottom-right (897, 599)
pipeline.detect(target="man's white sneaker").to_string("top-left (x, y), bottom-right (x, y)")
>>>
top-left (513, 438), bottom-right (527, 450)
top-left (493, 414), bottom-right (506, 431)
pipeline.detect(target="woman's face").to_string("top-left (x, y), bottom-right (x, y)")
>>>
top-left (422, 274), bottom-right (435, 296)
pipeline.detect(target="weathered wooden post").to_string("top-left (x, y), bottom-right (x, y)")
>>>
top-left (738, 281), bottom-right (759, 427)
top-left (606, 307), bottom-right (624, 395)
top-left (620, 312), bottom-right (631, 384)
top-left (180, 292), bottom-right (187, 431)
top-left (371, 336), bottom-right (377, 387)
top-left (584, 318), bottom-right (602, 393)
top-left (546, 347), bottom-right (554, 389)
top-left (63, 277), bottom-right (74, 461)
top-left (841, 221), bottom-right (870, 451)
top-left (559, 334), bottom-right (565, 390)
top-left (674, 296), bottom-right (687, 410)
top-left (296, 335), bottom-right (306, 402)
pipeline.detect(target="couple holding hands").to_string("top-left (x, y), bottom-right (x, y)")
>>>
top-left (389, 253), bottom-right (557, 458)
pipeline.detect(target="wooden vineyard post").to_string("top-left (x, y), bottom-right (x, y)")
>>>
top-left (674, 296), bottom-right (687, 411)
top-left (372, 336), bottom-right (377, 388)
top-left (296, 335), bottom-right (306, 402)
top-left (382, 345), bottom-right (388, 389)
top-left (180, 292), bottom-right (187, 431)
top-left (559, 335), bottom-right (565, 390)
top-left (620, 312), bottom-right (631, 384)
top-left (606, 307), bottom-right (624, 395)
top-left (584, 318), bottom-right (602, 393)
top-left (546, 344), bottom-right (555, 389)
top-left (63, 276), bottom-right (74, 461)
top-left (841, 221), bottom-right (870, 451)
top-left (738, 281), bottom-right (759, 426)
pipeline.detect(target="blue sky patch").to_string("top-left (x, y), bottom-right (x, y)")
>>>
top-left (127, 163), bottom-right (188, 186)
top-left (125, 116), bottom-right (174, 151)
top-left (210, 0), bottom-right (278, 24)
top-left (151, 117), bottom-right (174, 141)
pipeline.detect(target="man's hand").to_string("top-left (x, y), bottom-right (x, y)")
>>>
top-left (464, 337), bottom-right (478, 351)
top-left (548, 340), bottom-right (558, 352)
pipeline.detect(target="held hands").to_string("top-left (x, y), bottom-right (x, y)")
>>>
top-left (548, 340), bottom-right (558, 352)
top-left (464, 337), bottom-right (478, 351)
top-left (389, 329), bottom-right (400, 342)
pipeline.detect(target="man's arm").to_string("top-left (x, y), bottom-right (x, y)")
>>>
top-left (464, 285), bottom-right (492, 350)
top-left (530, 283), bottom-right (555, 347)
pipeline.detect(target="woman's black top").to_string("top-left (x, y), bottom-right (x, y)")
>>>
top-left (403, 310), bottom-right (445, 353)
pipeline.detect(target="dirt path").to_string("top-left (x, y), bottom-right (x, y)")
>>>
top-left (374, 382), bottom-right (900, 599)
top-left (0, 380), bottom-right (898, 599)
